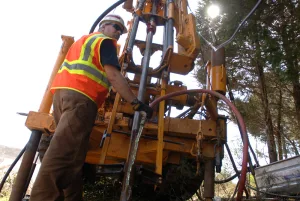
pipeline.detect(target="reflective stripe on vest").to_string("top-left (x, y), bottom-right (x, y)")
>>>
top-left (58, 60), bottom-right (110, 89)
top-left (51, 32), bottom-right (116, 107)
top-left (58, 33), bottom-right (112, 89)
top-left (81, 34), bottom-right (105, 62)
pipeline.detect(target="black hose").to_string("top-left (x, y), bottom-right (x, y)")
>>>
top-left (215, 172), bottom-right (240, 184)
top-left (0, 144), bottom-right (26, 193)
top-left (89, 0), bottom-right (126, 34)
top-left (225, 143), bottom-right (240, 175)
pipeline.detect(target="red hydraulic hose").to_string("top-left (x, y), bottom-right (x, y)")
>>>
top-left (150, 89), bottom-right (248, 201)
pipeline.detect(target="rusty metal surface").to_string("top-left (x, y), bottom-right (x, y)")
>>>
top-left (164, 117), bottom-right (217, 138)
top-left (204, 160), bottom-right (215, 198)
top-left (25, 111), bottom-right (56, 133)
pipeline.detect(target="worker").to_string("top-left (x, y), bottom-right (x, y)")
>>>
top-left (30, 14), bottom-right (153, 201)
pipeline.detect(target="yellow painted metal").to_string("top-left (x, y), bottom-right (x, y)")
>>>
top-left (176, 13), bottom-right (200, 58)
top-left (165, 0), bottom-right (201, 75)
top-left (168, 1), bottom-right (176, 26)
top-left (205, 96), bottom-right (218, 121)
top-left (180, 0), bottom-right (188, 15)
top-left (206, 61), bottom-right (212, 90)
top-left (85, 114), bottom-right (226, 165)
top-left (174, 0), bottom-right (200, 58)
top-left (99, 93), bottom-right (121, 164)
top-left (217, 117), bottom-right (227, 140)
top-left (86, 130), bottom-right (196, 165)
top-left (202, 143), bottom-right (218, 158)
top-left (38, 35), bottom-right (74, 113)
top-left (168, 53), bottom-right (196, 75)
top-left (210, 65), bottom-right (226, 94)
top-left (155, 77), bottom-right (167, 175)
top-left (204, 61), bottom-right (220, 120)
top-left (25, 111), bottom-right (56, 133)
top-left (156, 1), bottom-right (165, 17)
top-left (144, 1), bottom-right (153, 13)
top-left (164, 118), bottom-right (217, 138)
top-left (165, 83), bottom-right (187, 103)
top-left (88, 126), bottom-right (106, 150)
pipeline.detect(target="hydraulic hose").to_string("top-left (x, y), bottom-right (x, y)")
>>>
top-left (89, 0), bottom-right (126, 34)
top-left (225, 143), bottom-right (240, 175)
top-left (0, 145), bottom-right (26, 193)
top-left (150, 89), bottom-right (248, 201)
top-left (215, 172), bottom-right (239, 184)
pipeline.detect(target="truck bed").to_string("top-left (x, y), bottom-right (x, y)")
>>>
top-left (255, 155), bottom-right (300, 195)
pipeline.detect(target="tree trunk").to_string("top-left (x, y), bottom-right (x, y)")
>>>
top-left (281, 24), bottom-right (300, 130)
top-left (293, 82), bottom-right (300, 129)
top-left (254, 53), bottom-right (278, 163)
top-left (276, 87), bottom-right (283, 160)
top-left (282, 131), bottom-right (288, 159)
top-left (283, 133), bottom-right (300, 156)
top-left (290, 140), bottom-right (300, 156)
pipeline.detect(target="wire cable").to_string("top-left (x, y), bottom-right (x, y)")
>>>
top-left (188, 0), bottom-right (263, 51)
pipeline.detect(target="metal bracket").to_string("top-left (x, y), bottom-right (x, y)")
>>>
top-left (99, 130), bottom-right (111, 148)
top-left (25, 111), bottom-right (56, 133)
top-left (96, 163), bottom-right (124, 177)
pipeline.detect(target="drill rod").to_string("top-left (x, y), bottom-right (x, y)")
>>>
top-left (120, 7), bottom-right (156, 199)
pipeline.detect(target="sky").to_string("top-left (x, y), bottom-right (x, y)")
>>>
top-left (0, 0), bottom-right (269, 166)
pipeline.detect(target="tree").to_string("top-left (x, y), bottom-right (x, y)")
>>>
top-left (194, 0), bottom-right (300, 162)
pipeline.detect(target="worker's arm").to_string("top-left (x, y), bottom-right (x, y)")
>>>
top-left (101, 39), bottom-right (153, 118)
top-left (104, 64), bottom-right (135, 103)
top-left (104, 65), bottom-right (153, 118)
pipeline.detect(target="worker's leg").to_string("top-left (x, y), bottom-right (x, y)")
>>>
top-left (30, 89), bottom-right (97, 201)
top-left (63, 169), bottom-right (83, 201)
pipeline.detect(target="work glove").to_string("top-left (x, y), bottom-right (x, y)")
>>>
top-left (131, 98), bottom-right (153, 119)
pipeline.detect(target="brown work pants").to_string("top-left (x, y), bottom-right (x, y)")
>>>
top-left (30, 89), bottom-right (97, 201)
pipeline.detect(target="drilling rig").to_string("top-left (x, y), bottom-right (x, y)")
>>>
top-left (6, 0), bottom-right (250, 201)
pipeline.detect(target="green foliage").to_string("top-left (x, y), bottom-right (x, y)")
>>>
top-left (0, 172), bottom-right (16, 200)
top-left (82, 159), bottom-right (204, 201)
top-left (83, 177), bottom-right (121, 201)
top-left (214, 173), bottom-right (237, 199)
top-left (194, 0), bottom-right (300, 159)
top-left (0, 197), bottom-right (9, 201)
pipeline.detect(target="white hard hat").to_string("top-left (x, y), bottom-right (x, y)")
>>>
top-left (100, 14), bottom-right (127, 34)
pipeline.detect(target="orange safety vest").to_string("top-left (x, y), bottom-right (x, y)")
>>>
top-left (51, 32), bottom-right (118, 108)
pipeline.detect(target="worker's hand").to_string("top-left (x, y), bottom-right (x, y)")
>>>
top-left (131, 98), bottom-right (153, 119)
